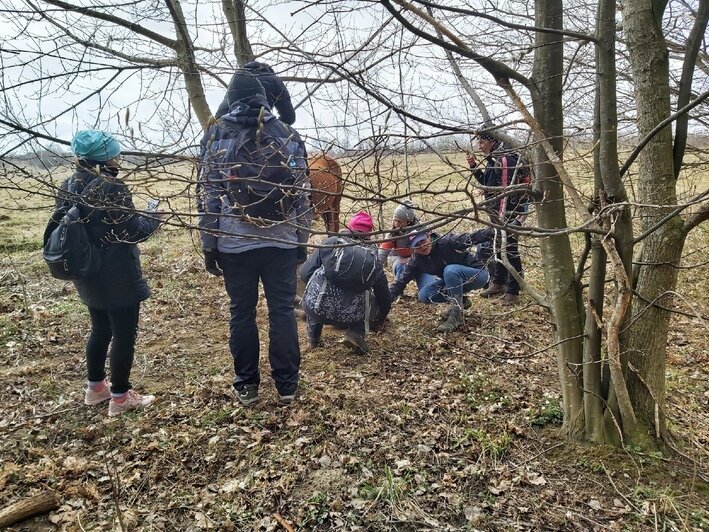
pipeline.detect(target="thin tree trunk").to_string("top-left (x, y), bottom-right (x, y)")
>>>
top-left (222, 0), bottom-right (254, 67)
top-left (166, 0), bottom-right (212, 129)
top-left (532, 0), bottom-right (585, 433)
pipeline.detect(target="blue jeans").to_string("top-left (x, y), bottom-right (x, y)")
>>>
top-left (219, 247), bottom-right (300, 396)
top-left (393, 261), bottom-right (437, 292)
top-left (418, 264), bottom-right (489, 303)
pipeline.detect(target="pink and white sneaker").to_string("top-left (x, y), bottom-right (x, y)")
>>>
top-left (84, 381), bottom-right (111, 405)
top-left (108, 389), bottom-right (156, 417)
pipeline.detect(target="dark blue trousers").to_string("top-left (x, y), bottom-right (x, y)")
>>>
top-left (219, 247), bottom-right (300, 396)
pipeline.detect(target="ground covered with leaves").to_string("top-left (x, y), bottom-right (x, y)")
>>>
top-left (1, 218), bottom-right (708, 531)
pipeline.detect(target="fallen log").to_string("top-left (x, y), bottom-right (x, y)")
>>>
top-left (0, 490), bottom-right (59, 528)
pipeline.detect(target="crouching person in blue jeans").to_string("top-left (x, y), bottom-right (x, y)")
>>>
top-left (300, 212), bottom-right (391, 355)
top-left (389, 231), bottom-right (490, 333)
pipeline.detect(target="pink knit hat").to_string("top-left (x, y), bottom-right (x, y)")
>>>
top-left (346, 211), bottom-right (374, 233)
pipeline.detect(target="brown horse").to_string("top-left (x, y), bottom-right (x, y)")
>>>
top-left (308, 153), bottom-right (343, 233)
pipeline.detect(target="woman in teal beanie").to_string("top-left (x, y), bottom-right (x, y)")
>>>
top-left (58, 130), bottom-right (162, 416)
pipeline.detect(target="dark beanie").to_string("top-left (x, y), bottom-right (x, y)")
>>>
top-left (244, 61), bottom-right (275, 75)
top-left (226, 69), bottom-right (266, 106)
top-left (476, 131), bottom-right (498, 142)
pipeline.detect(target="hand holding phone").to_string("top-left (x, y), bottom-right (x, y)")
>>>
top-left (146, 199), bottom-right (160, 212)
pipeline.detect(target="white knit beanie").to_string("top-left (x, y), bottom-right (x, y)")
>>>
top-left (393, 200), bottom-right (416, 223)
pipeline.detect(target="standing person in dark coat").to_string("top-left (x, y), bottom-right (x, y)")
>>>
top-left (300, 212), bottom-right (391, 354)
top-left (467, 132), bottom-right (530, 305)
top-left (215, 61), bottom-right (296, 125)
top-left (59, 130), bottom-right (162, 416)
top-left (389, 231), bottom-right (491, 333)
top-left (198, 70), bottom-right (311, 406)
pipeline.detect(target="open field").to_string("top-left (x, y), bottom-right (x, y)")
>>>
top-left (0, 153), bottom-right (707, 530)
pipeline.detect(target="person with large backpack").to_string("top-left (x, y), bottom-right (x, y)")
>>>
top-left (389, 230), bottom-right (492, 333)
top-left (52, 130), bottom-right (162, 416)
top-left (214, 62), bottom-right (295, 125)
top-left (300, 212), bottom-right (391, 355)
top-left (198, 70), bottom-right (311, 407)
top-left (466, 132), bottom-right (531, 306)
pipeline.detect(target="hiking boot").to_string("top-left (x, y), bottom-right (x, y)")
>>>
top-left (499, 293), bottom-right (520, 306)
top-left (343, 330), bottom-right (370, 355)
top-left (233, 383), bottom-right (259, 406)
top-left (436, 306), bottom-right (464, 333)
top-left (480, 283), bottom-right (506, 298)
top-left (438, 296), bottom-right (471, 322)
top-left (438, 306), bottom-right (452, 322)
top-left (308, 335), bottom-right (323, 348)
top-left (84, 380), bottom-right (111, 405)
top-left (108, 389), bottom-right (156, 417)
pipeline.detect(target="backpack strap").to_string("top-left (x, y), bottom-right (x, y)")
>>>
top-left (499, 156), bottom-right (508, 216)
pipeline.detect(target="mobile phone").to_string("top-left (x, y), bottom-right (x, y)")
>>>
top-left (147, 199), bottom-right (160, 212)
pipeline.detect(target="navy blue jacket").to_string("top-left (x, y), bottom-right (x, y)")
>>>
top-left (57, 167), bottom-right (160, 309)
top-left (389, 230), bottom-right (492, 300)
top-left (198, 95), bottom-right (310, 254)
top-left (472, 147), bottom-right (529, 219)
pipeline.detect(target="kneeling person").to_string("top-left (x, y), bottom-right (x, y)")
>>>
top-left (300, 212), bottom-right (391, 354)
top-left (389, 231), bottom-right (491, 333)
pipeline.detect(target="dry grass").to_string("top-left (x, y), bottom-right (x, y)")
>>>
top-left (0, 155), bottom-right (707, 530)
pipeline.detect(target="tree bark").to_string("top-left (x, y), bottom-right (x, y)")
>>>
top-left (532, 0), bottom-right (584, 433)
top-left (0, 491), bottom-right (59, 528)
top-left (623, 0), bottom-right (686, 444)
top-left (222, 0), bottom-right (254, 67)
top-left (166, 0), bottom-right (213, 129)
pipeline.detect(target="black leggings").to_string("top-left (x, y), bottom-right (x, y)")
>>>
top-left (86, 304), bottom-right (140, 394)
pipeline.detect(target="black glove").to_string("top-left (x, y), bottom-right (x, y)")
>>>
top-left (203, 249), bottom-right (222, 277)
top-left (297, 245), bottom-right (308, 265)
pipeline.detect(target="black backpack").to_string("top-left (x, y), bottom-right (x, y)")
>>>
top-left (42, 204), bottom-right (102, 280)
top-left (205, 124), bottom-right (296, 222)
top-left (323, 238), bottom-right (378, 291)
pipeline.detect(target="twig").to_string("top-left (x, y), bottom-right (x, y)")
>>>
top-left (107, 455), bottom-right (126, 531)
top-left (273, 513), bottom-right (295, 532)
top-left (601, 461), bottom-right (640, 512)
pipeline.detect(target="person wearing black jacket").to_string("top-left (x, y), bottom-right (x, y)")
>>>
top-left (300, 212), bottom-right (391, 354)
top-left (467, 133), bottom-right (529, 305)
top-left (59, 130), bottom-right (162, 417)
top-left (389, 230), bottom-right (491, 333)
top-left (215, 61), bottom-right (296, 125)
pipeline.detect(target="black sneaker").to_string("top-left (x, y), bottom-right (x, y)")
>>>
top-left (279, 391), bottom-right (297, 405)
top-left (233, 383), bottom-right (258, 406)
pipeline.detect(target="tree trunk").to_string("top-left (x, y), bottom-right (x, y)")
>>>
top-left (623, 0), bottom-right (685, 443)
top-left (222, 0), bottom-right (254, 67)
top-left (166, 0), bottom-right (213, 129)
top-left (532, 0), bottom-right (585, 433)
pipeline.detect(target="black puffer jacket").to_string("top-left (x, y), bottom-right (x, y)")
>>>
top-left (389, 230), bottom-right (492, 300)
top-left (57, 166), bottom-right (161, 309)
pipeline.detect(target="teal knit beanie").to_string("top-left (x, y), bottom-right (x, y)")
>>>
top-left (71, 130), bottom-right (122, 162)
